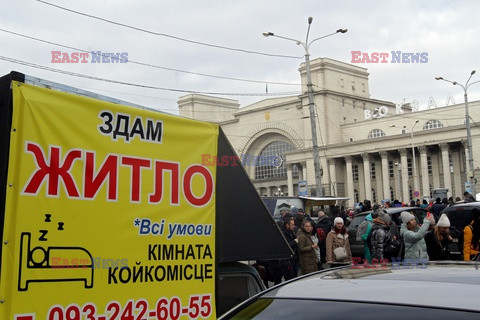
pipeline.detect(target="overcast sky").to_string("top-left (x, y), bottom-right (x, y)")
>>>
top-left (1, 0), bottom-right (480, 115)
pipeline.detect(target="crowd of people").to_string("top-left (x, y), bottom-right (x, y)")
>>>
top-left (256, 192), bottom-right (480, 287)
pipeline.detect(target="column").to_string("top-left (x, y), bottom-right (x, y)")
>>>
top-left (287, 164), bottom-right (293, 196)
top-left (432, 151), bottom-right (440, 189)
top-left (380, 151), bottom-right (390, 201)
top-left (266, 186), bottom-right (272, 197)
top-left (345, 156), bottom-right (354, 208)
top-left (419, 146), bottom-right (429, 198)
top-left (400, 149), bottom-right (409, 203)
top-left (440, 143), bottom-right (452, 198)
top-left (329, 159), bottom-right (337, 196)
top-left (302, 162), bottom-right (307, 183)
top-left (453, 148), bottom-right (463, 198)
top-left (362, 153), bottom-right (372, 201)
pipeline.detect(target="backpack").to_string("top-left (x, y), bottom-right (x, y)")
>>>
top-left (356, 220), bottom-right (371, 242)
top-left (368, 228), bottom-right (402, 259)
top-left (316, 227), bottom-right (326, 241)
top-left (383, 235), bottom-right (402, 259)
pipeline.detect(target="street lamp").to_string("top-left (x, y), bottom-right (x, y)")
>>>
top-left (436, 71), bottom-right (480, 195)
top-left (410, 120), bottom-right (420, 198)
top-left (263, 17), bottom-right (347, 197)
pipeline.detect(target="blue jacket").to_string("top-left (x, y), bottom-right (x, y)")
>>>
top-left (400, 218), bottom-right (431, 260)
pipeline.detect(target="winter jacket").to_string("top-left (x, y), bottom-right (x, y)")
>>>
top-left (359, 213), bottom-right (374, 261)
top-left (425, 229), bottom-right (453, 260)
top-left (297, 229), bottom-right (318, 274)
top-left (282, 227), bottom-right (299, 260)
top-left (400, 218), bottom-right (430, 260)
top-left (326, 230), bottom-right (352, 263)
top-left (463, 224), bottom-right (480, 261)
top-left (371, 221), bottom-right (391, 260)
top-left (316, 215), bottom-right (333, 239)
top-left (431, 203), bottom-right (445, 220)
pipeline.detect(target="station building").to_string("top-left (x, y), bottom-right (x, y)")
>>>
top-left (178, 58), bottom-right (480, 208)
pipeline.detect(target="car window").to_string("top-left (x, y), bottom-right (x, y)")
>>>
top-left (350, 214), bottom-right (367, 229)
top-left (414, 209), bottom-right (427, 221)
top-left (445, 207), bottom-right (474, 239)
top-left (217, 273), bottom-right (264, 316)
top-left (224, 298), bottom-right (480, 319)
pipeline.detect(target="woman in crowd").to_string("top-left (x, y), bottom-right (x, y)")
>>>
top-left (463, 208), bottom-right (480, 261)
top-left (296, 220), bottom-right (319, 274)
top-left (425, 214), bottom-right (454, 260)
top-left (400, 211), bottom-right (433, 261)
top-left (326, 217), bottom-right (352, 267)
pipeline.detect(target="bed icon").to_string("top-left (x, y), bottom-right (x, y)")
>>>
top-left (18, 232), bottom-right (94, 291)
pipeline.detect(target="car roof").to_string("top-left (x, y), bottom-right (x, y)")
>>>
top-left (384, 206), bottom-right (424, 213)
top-left (257, 262), bottom-right (480, 312)
top-left (355, 207), bottom-right (422, 217)
top-left (444, 202), bottom-right (480, 210)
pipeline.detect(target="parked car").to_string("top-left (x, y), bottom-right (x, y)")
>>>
top-left (441, 202), bottom-right (480, 254)
top-left (219, 262), bottom-right (480, 319)
top-left (348, 207), bottom-right (428, 258)
top-left (217, 262), bottom-right (266, 316)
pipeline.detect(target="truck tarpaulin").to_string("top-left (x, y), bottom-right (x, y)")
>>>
top-left (0, 72), bottom-right (291, 319)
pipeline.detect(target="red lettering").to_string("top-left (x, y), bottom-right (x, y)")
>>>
top-left (183, 165), bottom-right (214, 207)
top-left (220, 155), bottom-right (229, 167)
top-left (351, 51), bottom-right (361, 63)
top-left (61, 52), bottom-right (71, 63)
top-left (70, 52), bottom-right (79, 63)
top-left (201, 154), bottom-right (212, 166)
top-left (22, 143), bottom-right (81, 197)
top-left (149, 161), bottom-right (179, 204)
top-left (379, 52), bottom-right (389, 63)
top-left (51, 51), bottom-right (62, 63)
top-left (361, 52), bottom-right (371, 63)
top-left (121, 157), bottom-right (151, 202)
top-left (79, 52), bottom-right (89, 63)
top-left (84, 152), bottom-right (118, 200)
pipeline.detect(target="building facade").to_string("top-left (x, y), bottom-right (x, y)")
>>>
top-left (178, 58), bottom-right (480, 208)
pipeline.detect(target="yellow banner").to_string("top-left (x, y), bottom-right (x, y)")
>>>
top-left (0, 82), bottom-right (218, 319)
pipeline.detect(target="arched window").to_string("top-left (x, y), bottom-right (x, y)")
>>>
top-left (254, 141), bottom-right (295, 180)
top-left (368, 129), bottom-right (386, 139)
top-left (423, 120), bottom-right (443, 130)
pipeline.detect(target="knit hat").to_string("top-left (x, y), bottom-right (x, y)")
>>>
top-left (378, 212), bottom-right (391, 225)
top-left (400, 211), bottom-right (415, 224)
top-left (437, 214), bottom-right (450, 227)
top-left (334, 217), bottom-right (344, 225)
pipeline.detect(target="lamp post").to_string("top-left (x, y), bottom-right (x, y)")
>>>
top-left (436, 71), bottom-right (480, 196)
top-left (410, 120), bottom-right (420, 198)
top-left (263, 17), bottom-right (347, 197)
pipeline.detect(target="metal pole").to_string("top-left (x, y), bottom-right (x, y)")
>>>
top-left (263, 20), bottom-right (347, 198)
top-left (304, 52), bottom-right (323, 197)
top-left (464, 90), bottom-right (476, 195)
top-left (410, 121), bottom-right (419, 198)
top-left (436, 72), bottom-right (479, 196)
